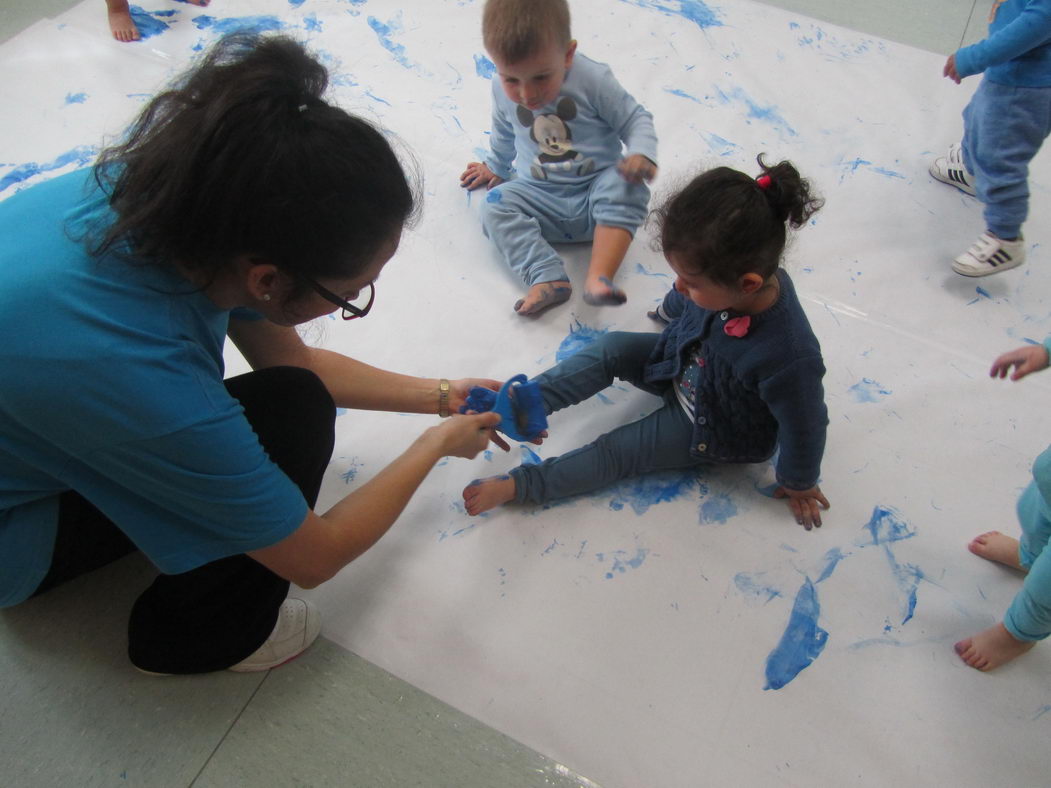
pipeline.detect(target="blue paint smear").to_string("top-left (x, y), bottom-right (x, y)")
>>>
top-left (600, 547), bottom-right (650, 579)
top-left (857, 505), bottom-right (915, 547)
top-left (617, 0), bottom-right (722, 30)
top-left (764, 577), bottom-right (828, 690)
top-left (715, 86), bottom-right (796, 136)
top-left (303, 13), bottom-right (322, 31)
top-left (891, 559), bottom-right (926, 624)
top-left (699, 492), bottom-right (737, 524)
top-left (474, 53), bottom-right (496, 79)
top-left (365, 90), bottom-right (391, 106)
top-left (129, 6), bottom-right (174, 39)
top-left (486, 189), bottom-right (502, 203)
top-left (520, 445), bottom-right (541, 465)
top-left (368, 15), bottom-right (413, 70)
top-left (0, 145), bottom-right (98, 194)
top-left (483, 450), bottom-right (493, 462)
top-left (697, 130), bottom-right (739, 156)
top-left (734, 572), bottom-right (781, 602)
top-left (607, 469), bottom-right (696, 515)
top-left (1034, 705), bottom-right (1051, 721)
top-left (556, 319), bottom-right (609, 362)
top-left (848, 378), bottom-right (891, 403)
top-left (289, 0), bottom-right (306, 6)
top-left (65, 92), bottom-right (87, 105)
top-left (634, 263), bottom-right (669, 278)
top-left (192, 14), bottom-right (286, 34)
top-left (815, 547), bottom-right (846, 583)
top-left (664, 87), bottom-right (703, 103)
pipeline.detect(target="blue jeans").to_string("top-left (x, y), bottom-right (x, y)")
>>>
top-left (480, 167), bottom-right (650, 286)
top-left (511, 332), bottom-right (708, 505)
top-left (962, 78), bottom-right (1051, 239)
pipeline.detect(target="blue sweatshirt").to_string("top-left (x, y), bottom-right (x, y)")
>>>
top-left (955, 0), bottom-right (1051, 86)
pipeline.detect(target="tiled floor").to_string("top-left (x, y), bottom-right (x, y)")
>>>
top-left (0, 1), bottom-right (997, 787)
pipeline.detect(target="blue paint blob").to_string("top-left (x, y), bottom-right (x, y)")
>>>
top-left (520, 445), bottom-right (541, 465)
top-left (601, 547), bottom-right (650, 579)
top-left (714, 86), bottom-right (796, 136)
top-left (699, 492), bottom-right (737, 524)
top-left (486, 189), bottom-right (502, 203)
top-left (474, 53), bottom-right (496, 79)
top-left (303, 13), bottom-right (322, 31)
top-left (764, 577), bottom-right (828, 690)
top-left (848, 378), bottom-right (891, 403)
top-left (556, 319), bottom-right (609, 362)
top-left (129, 6), bottom-right (173, 39)
top-left (192, 14), bottom-right (286, 35)
top-left (289, 0), bottom-right (307, 6)
top-left (64, 92), bottom-right (87, 105)
top-left (618, 0), bottom-right (722, 30)
top-left (814, 547), bottom-right (847, 583)
top-left (664, 87), bottom-right (703, 103)
top-left (734, 572), bottom-right (782, 603)
top-left (0, 145), bottom-right (98, 194)
top-left (607, 469), bottom-right (697, 515)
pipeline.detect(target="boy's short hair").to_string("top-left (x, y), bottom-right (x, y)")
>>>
top-left (483, 0), bottom-right (572, 63)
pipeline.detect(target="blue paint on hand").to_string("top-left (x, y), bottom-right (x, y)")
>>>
top-left (764, 577), bottom-right (828, 690)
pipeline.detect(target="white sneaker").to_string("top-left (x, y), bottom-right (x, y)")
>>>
top-left (951, 232), bottom-right (1026, 277)
top-left (228, 598), bottom-right (322, 673)
top-left (929, 143), bottom-right (976, 196)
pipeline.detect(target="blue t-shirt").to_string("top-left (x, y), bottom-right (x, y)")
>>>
top-left (0, 170), bottom-right (308, 606)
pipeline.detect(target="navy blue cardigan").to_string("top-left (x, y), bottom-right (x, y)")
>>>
top-left (643, 270), bottom-right (828, 490)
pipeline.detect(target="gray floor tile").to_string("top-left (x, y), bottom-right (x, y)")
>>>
top-left (0, 554), bottom-right (266, 788)
top-left (0, 0), bottom-right (80, 44)
top-left (194, 638), bottom-right (592, 788)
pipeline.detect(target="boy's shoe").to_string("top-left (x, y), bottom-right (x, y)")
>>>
top-left (929, 143), bottom-right (976, 196)
top-left (951, 232), bottom-right (1026, 277)
top-left (228, 598), bottom-right (322, 673)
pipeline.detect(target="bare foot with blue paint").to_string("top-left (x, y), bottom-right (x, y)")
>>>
top-left (107, 0), bottom-right (140, 41)
top-left (514, 281), bottom-right (571, 317)
top-left (582, 275), bottom-right (626, 306)
top-left (955, 622), bottom-right (1035, 671)
top-left (968, 531), bottom-right (1026, 571)
top-left (463, 474), bottom-right (516, 515)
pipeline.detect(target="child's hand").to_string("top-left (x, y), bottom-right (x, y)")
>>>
top-left (617, 154), bottom-right (658, 184)
top-left (990, 344), bottom-right (1050, 381)
top-left (774, 485), bottom-right (829, 530)
top-left (460, 162), bottom-right (504, 190)
top-left (943, 54), bottom-right (962, 84)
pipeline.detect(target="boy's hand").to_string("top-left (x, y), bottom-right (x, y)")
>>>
top-left (990, 344), bottom-right (1050, 381)
top-left (460, 162), bottom-right (504, 190)
top-left (943, 54), bottom-right (962, 84)
top-left (617, 154), bottom-right (658, 184)
top-left (774, 485), bottom-right (829, 530)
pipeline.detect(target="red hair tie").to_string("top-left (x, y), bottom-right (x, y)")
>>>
top-left (755, 174), bottom-right (772, 190)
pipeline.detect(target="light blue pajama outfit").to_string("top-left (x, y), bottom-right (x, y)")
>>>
top-left (954, 0), bottom-right (1051, 239)
top-left (480, 54), bottom-right (658, 286)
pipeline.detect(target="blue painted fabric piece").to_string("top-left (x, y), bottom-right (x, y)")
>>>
top-left (764, 577), bottom-right (828, 690)
top-left (462, 375), bottom-right (548, 441)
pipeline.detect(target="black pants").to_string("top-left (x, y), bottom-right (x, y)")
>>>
top-left (32, 366), bottom-right (335, 674)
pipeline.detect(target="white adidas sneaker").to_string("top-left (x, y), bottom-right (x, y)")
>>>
top-left (929, 143), bottom-right (977, 196)
top-left (951, 232), bottom-right (1026, 277)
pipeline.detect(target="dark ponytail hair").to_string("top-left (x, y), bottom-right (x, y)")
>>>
top-left (654, 154), bottom-right (823, 285)
top-left (91, 33), bottom-right (420, 291)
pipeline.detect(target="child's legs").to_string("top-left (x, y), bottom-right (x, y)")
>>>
top-left (962, 79), bottom-right (1051, 238)
top-left (480, 181), bottom-right (585, 286)
top-left (587, 165), bottom-right (650, 237)
top-left (533, 331), bottom-right (662, 414)
top-left (511, 393), bottom-right (702, 504)
top-left (1003, 479), bottom-right (1051, 641)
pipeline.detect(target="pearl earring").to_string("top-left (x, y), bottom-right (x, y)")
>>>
top-left (263, 294), bottom-right (272, 302)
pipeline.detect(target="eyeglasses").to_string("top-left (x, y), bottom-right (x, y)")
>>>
top-left (305, 278), bottom-right (376, 320)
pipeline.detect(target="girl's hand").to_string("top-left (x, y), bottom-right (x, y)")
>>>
top-left (617, 154), bottom-right (658, 184)
top-left (430, 412), bottom-right (502, 459)
top-left (943, 54), bottom-right (961, 84)
top-left (989, 345), bottom-right (1049, 381)
top-left (460, 162), bottom-right (504, 191)
top-left (774, 485), bottom-right (829, 530)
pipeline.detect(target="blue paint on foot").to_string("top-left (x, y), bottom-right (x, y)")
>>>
top-left (764, 577), bottom-right (828, 690)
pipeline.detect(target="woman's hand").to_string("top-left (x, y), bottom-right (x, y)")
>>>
top-left (774, 485), bottom-right (829, 530)
top-left (430, 412), bottom-right (502, 459)
top-left (460, 162), bottom-right (504, 191)
top-left (448, 378), bottom-right (501, 414)
top-left (990, 344), bottom-right (1049, 382)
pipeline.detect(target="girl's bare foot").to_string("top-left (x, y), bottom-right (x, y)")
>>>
top-left (463, 474), bottom-right (516, 515)
top-left (514, 281), bottom-right (571, 317)
top-left (108, 8), bottom-right (140, 42)
top-left (954, 622), bottom-right (1036, 671)
top-left (582, 274), bottom-right (626, 306)
top-left (968, 531), bottom-right (1026, 571)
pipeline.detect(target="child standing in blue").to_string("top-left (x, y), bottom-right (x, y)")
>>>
top-left (463, 157), bottom-right (831, 529)
top-left (956, 338), bottom-right (1051, 670)
top-left (929, 0), bottom-right (1051, 277)
top-left (460, 0), bottom-right (658, 316)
